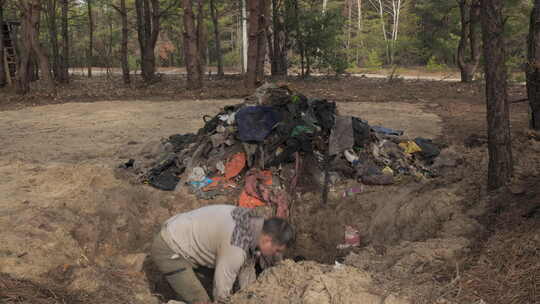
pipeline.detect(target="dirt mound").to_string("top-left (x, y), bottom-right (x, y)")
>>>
top-left (230, 259), bottom-right (409, 304)
top-left (452, 176), bottom-right (540, 304)
top-left (0, 162), bottom-right (170, 303)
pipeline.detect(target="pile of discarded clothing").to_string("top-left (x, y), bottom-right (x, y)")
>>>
top-left (121, 83), bottom-right (442, 218)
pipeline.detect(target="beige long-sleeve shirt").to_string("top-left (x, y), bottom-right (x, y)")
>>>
top-left (160, 205), bottom-right (263, 301)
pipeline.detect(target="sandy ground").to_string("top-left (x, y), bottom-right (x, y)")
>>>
top-left (0, 100), bottom-right (440, 166)
top-left (0, 98), bottom-right (441, 302)
top-left (0, 82), bottom-right (537, 304)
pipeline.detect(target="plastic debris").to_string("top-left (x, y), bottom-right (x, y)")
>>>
top-left (337, 226), bottom-right (361, 249)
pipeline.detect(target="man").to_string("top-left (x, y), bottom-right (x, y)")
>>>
top-left (151, 204), bottom-right (294, 304)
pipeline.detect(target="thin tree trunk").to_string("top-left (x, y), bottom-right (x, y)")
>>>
top-left (245, 0), bottom-right (268, 88)
top-left (481, 0), bottom-right (513, 190)
top-left (120, 0), bottom-right (130, 84)
top-left (60, 0), bottom-right (69, 82)
top-left (18, 6), bottom-right (32, 94)
top-left (527, 0), bottom-right (540, 130)
top-left (196, 0), bottom-right (206, 77)
top-left (377, 0), bottom-right (390, 64)
top-left (347, 0), bottom-right (352, 57)
top-left (293, 0), bottom-right (304, 76)
top-left (0, 0), bottom-right (6, 87)
top-left (357, 0), bottom-right (362, 31)
top-left (242, 0), bottom-right (248, 73)
top-left (135, 0), bottom-right (159, 82)
top-left (183, 0), bottom-right (202, 89)
top-left (269, 0), bottom-right (288, 77)
top-left (457, 0), bottom-right (481, 82)
top-left (210, 0), bottom-right (223, 77)
top-left (46, 0), bottom-right (60, 80)
top-left (87, 0), bottom-right (93, 77)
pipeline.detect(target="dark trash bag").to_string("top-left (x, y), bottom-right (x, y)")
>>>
top-left (352, 117), bottom-right (371, 147)
top-left (309, 99), bottom-right (336, 132)
top-left (147, 154), bottom-right (181, 191)
top-left (168, 133), bottom-right (197, 152)
top-left (236, 106), bottom-right (282, 142)
top-left (414, 137), bottom-right (440, 160)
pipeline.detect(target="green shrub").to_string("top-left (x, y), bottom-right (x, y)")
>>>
top-left (426, 56), bottom-right (447, 72)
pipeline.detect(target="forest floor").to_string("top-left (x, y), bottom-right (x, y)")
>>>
top-left (0, 75), bottom-right (538, 304)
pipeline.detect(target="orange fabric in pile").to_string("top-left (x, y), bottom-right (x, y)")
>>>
top-left (225, 152), bottom-right (246, 179)
top-left (238, 170), bottom-right (272, 208)
top-left (203, 152), bottom-right (246, 191)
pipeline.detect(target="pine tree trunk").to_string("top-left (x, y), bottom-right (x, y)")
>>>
top-left (527, 0), bottom-right (540, 130)
top-left (30, 1), bottom-right (55, 90)
top-left (119, 0), bottom-right (130, 84)
top-left (269, 0), bottom-right (288, 77)
top-left (457, 0), bottom-right (481, 83)
top-left (196, 0), bottom-right (206, 77)
top-left (46, 0), bottom-right (60, 80)
top-left (481, 0), bottom-right (513, 190)
top-left (210, 0), bottom-right (224, 77)
top-left (183, 0), bottom-right (202, 89)
top-left (0, 0), bottom-right (6, 88)
top-left (135, 0), bottom-right (159, 82)
top-left (60, 0), bottom-right (69, 83)
top-left (87, 0), bottom-right (93, 77)
top-left (18, 0), bottom-right (55, 94)
top-left (245, 0), bottom-right (268, 88)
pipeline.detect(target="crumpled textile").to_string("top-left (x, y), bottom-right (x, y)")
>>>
top-left (371, 125), bottom-right (404, 136)
top-left (310, 98), bottom-right (336, 132)
top-left (187, 166), bottom-right (206, 182)
top-left (352, 117), bottom-right (370, 147)
top-left (238, 170), bottom-right (272, 208)
top-left (329, 115), bottom-right (354, 156)
top-left (414, 137), bottom-right (440, 160)
top-left (236, 106), bottom-right (282, 142)
top-left (146, 154), bottom-right (181, 191)
top-left (240, 169), bottom-right (289, 218)
top-left (399, 140), bottom-right (422, 154)
top-left (204, 152), bottom-right (246, 191)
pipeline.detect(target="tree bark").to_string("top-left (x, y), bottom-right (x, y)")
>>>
top-left (0, 0), bottom-right (6, 87)
top-left (480, 0), bottom-right (513, 190)
top-left (209, 0), bottom-right (223, 77)
top-left (183, 0), bottom-right (202, 89)
top-left (60, 0), bottom-right (69, 82)
top-left (18, 0), bottom-right (56, 94)
top-left (196, 0), bottom-right (207, 77)
top-left (293, 0), bottom-right (304, 76)
top-left (119, 0), bottom-right (130, 84)
top-left (527, 0), bottom-right (540, 130)
top-left (87, 0), bottom-right (93, 77)
top-left (268, 0), bottom-right (289, 77)
top-left (245, 0), bottom-right (269, 89)
top-left (46, 0), bottom-right (60, 80)
top-left (135, 0), bottom-right (160, 82)
top-left (457, 0), bottom-right (481, 82)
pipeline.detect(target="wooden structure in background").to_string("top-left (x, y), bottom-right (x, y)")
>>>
top-left (2, 21), bottom-right (19, 85)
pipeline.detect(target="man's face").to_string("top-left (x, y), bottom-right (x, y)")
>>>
top-left (258, 234), bottom-right (286, 257)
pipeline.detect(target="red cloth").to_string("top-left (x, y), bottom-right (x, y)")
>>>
top-left (240, 169), bottom-right (289, 218)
